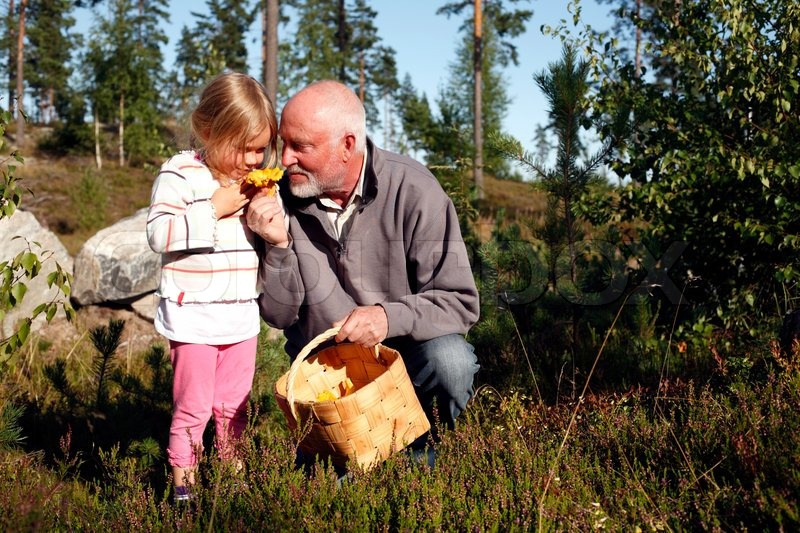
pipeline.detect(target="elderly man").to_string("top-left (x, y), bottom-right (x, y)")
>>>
top-left (247, 80), bottom-right (479, 459)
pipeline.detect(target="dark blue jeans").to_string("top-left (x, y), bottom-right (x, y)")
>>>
top-left (385, 333), bottom-right (479, 442)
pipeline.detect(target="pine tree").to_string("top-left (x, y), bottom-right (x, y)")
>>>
top-left (489, 42), bottom-right (615, 376)
top-left (192, 0), bottom-right (255, 74)
top-left (394, 74), bottom-right (434, 158)
top-left (439, 22), bottom-right (513, 178)
top-left (24, 0), bottom-right (80, 124)
top-left (83, 0), bottom-right (168, 166)
top-left (281, 0), bottom-right (398, 128)
top-left (437, 0), bottom-right (532, 193)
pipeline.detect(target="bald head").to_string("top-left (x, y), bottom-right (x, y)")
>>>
top-left (278, 81), bottom-right (367, 204)
top-left (282, 80), bottom-right (367, 153)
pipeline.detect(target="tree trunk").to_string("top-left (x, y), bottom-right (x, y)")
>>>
top-left (15, 0), bottom-right (27, 148)
top-left (264, 0), bottom-right (279, 104)
top-left (261, 2), bottom-right (267, 87)
top-left (45, 87), bottom-right (54, 123)
top-left (634, 0), bottom-right (641, 78)
top-left (383, 93), bottom-right (390, 150)
top-left (7, 0), bottom-right (15, 114)
top-left (94, 108), bottom-right (102, 170)
top-left (118, 91), bottom-right (125, 167)
top-left (359, 51), bottom-right (365, 102)
top-left (473, 0), bottom-right (484, 200)
top-left (336, 0), bottom-right (346, 82)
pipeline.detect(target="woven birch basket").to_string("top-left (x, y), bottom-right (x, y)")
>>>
top-left (274, 326), bottom-right (431, 470)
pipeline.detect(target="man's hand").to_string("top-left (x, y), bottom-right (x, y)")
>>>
top-left (333, 305), bottom-right (388, 348)
top-left (246, 190), bottom-right (289, 247)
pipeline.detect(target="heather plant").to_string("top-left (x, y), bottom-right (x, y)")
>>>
top-left (1, 360), bottom-right (799, 529)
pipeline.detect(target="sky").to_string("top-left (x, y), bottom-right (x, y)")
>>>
top-left (371, 1), bottom-right (612, 146)
top-left (77, 1), bottom-right (612, 150)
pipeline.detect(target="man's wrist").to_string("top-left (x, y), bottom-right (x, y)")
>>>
top-left (271, 235), bottom-right (291, 249)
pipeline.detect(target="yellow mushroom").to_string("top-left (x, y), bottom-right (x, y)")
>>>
top-left (245, 167), bottom-right (283, 196)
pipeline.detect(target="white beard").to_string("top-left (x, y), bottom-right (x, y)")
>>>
top-left (287, 168), bottom-right (324, 198)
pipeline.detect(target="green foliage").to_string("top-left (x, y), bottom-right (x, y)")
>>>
top-left (112, 344), bottom-right (172, 410)
top-left (37, 88), bottom-right (95, 156)
top-left (393, 74), bottom-right (435, 155)
top-left (436, 0), bottom-right (533, 67)
top-left (83, 0), bottom-right (169, 164)
top-left (471, 218), bottom-right (549, 392)
top-left (481, 43), bottom-right (623, 393)
top-left (589, 0), bottom-right (800, 336)
top-left (0, 401), bottom-right (25, 449)
top-left (250, 327), bottom-right (293, 436)
top-left (20, 322), bottom-right (288, 487)
top-left (192, 0), bottom-right (256, 74)
top-left (490, 42), bottom-right (611, 223)
top-left (24, 0), bottom-right (81, 123)
top-left (167, 25), bottom-right (225, 125)
top-left (441, 22), bottom-right (515, 178)
top-left (31, 319), bottom-right (171, 483)
top-left (395, 1), bottom-right (532, 175)
top-left (433, 162), bottom-right (480, 251)
top-left (43, 358), bottom-right (81, 407)
top-left (1, 126), bottom-right (74, 362)
top-left (89, 319), bottom-right (125, 409)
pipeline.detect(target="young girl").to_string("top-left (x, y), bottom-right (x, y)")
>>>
top-left (146, 72), bottom-right (282, 502)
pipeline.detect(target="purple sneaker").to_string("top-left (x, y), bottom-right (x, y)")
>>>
top-left (173, 485), bottom-right (192, 503)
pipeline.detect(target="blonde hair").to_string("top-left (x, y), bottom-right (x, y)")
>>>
top-left (190, 72), bottom-right (278, 178)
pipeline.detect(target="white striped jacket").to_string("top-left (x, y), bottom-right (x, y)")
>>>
top-left (146, 151), bottom-right (260, 304)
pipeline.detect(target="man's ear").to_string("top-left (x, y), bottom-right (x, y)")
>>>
top-left (341, 133), bottom-right (357, 162)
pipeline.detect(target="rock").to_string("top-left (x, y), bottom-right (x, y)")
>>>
top-left (72, 208), bottom-right (160, 306)
top-left (130, 291), bottom-right (158, 322)
top-left (0, 209), bottom-right (74, 337)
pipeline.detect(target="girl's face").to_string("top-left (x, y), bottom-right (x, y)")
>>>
top-left (214, 128), bottom-right (274, 182)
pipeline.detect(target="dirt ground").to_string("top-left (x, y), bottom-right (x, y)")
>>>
top-left (33, 302), bottom-right (285, 360)
top-left (34, 303), bottom-right (163, 359)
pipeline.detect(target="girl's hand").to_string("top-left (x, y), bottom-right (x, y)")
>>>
top-left (246, 191), bottom-right (289, 247)
top-left (211, 181), bottom-right (254, 218)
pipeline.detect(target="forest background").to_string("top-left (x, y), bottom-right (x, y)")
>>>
top-left (0, 0), bottom-right (799, 530)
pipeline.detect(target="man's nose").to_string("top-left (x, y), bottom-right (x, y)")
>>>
top-left (281, 146), bottom-right (296, 167)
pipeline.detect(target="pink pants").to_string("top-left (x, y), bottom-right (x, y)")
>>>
top-left (166, 337), bottom-right (257, 467)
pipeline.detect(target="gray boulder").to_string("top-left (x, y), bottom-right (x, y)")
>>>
top-left (72, 207), bottom-right (160, 307)
top-left (0, 209), bottom-right (74, 337)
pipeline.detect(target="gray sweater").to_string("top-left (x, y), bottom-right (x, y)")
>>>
top-left (257, 139), bottom-right (479, 357)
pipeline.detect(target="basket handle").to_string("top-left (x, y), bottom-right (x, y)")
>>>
top-left (285, 326), bottom-right (383, 422)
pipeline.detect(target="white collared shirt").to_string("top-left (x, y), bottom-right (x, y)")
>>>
top-left (318, 155), bottom-right (367, 240)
